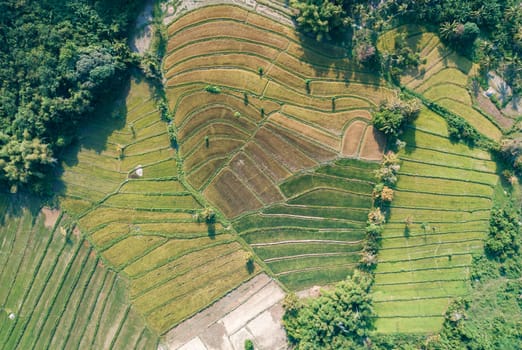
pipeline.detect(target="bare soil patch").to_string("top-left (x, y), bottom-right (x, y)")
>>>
top-left (359, 125), bottom-right (385, 160)
top-left (341, 120), bottom-right (367, 157)
top-left (41, 207), bottom-right (60, 229)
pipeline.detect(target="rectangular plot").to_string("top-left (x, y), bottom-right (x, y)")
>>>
top-left (204, 169), bottom-right (263, 218)
top-left (374, 298), bottom-right (452, 317)
top-left (133, 249), bottom-right (248, 315)
top-left (392, 191), bottom-right (492, 211)
top-left (254, 242), bottom-right (362, 260)
top-left (310, 81), bottom-right (394, 103)
top-left (387, 207), bottom-right (490, 224)
top-left (184, 138), bottom-right (243, 171)
top-left (128, 242), bottom-right (242, 296)
top-left (396, 174), bottom-right (494, 197)
top-left (262, 204), bottom-right (369, 222)
top-left (379, 241), bottom-right (483, 262)
top-left (244, 142), bottom-right (292, 182)
top-left (265, 122), bottom-right (338, 161)
top-left (373, 280), bottom-right (468, 302)
top-left (102, 235), bottom-right (167, 268)
top-left (289, 189), bottom-right (372, 208)
top-left (234, 213), bottom-right (364, 232)
top-left (122, 234), bottom-right (234, 279)
top-left (399, 161), bottom-right (498, 186)
top-left (143, 159), bottom-right (178, 179)
top-left (279, 265), bottom-right (353, 291)
top-left (79, 208), bottom-right (192, 232)
top-left (316, 163), bottom-right (375, 182)
top-left (374, 266), bottom-right (469, 285)
top-left (242, 228), bottom-right (365, 244)
top-left (125, 134), bottom-right (171, 156)
top-left (119, 180), bottom-right (184, 194)
top-left (376, 254), bottom-right (472, 274)
top-left (103, 193), bottom-right (199, 210)
top-left (379, 232), bottom-right (484, 250)
top-left (229, 152), bottom-right (283, 204)
top-left (268, 254), bottom-right (360, 274)
top-left (254, 127), bottom-right (317, 172)
top-left (374, 316), bottom-right (444, 334)
top-left (280, 173), bottom-right (373, 198)
top-left (120, 148), bottom-right (175, 172)
top-left (400, 147), bottom-right (496, 173)
top-left (110, 309), bottom-right (146, 350)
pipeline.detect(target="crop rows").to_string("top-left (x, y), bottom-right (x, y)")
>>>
top-left (59, 77), bottom-right (255, 334)
top-left (372, 110), bottom-right (498, 333)
top-left (235, 159), bottom-right (379, 291)
top-left (0, 203), bottom-right (156, 349)
top-left (378, 25), bottom-right (502, 140)
top-left (165, 4), bottom-right (391, 218)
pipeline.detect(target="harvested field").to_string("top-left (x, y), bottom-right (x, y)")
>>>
top-left (342, 120), bottom-right (368, 157)
top-left (59, 77), bottom-right (253, 335)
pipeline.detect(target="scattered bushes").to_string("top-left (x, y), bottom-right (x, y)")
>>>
top-left (244, 339), bottom-right (254, 350)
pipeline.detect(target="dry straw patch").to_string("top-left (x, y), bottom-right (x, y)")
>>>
top-left (341, 120), bottom-right (367, 157)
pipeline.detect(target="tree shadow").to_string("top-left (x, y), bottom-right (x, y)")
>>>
top-left (54, 72), bottom-right (150, 198)
top-left (0, 192), bottom-right (43, 227)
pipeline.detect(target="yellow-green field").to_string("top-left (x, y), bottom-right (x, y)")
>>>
top-left (372, 109), bottom-right (498, 333)
top-left (0, 199), bottom-right (157, 349)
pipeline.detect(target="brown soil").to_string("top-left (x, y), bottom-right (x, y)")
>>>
top-left (476, 92), bottom-right (514, 129)
top-left (341, 120), bottom-right (367, 157)
top-left (41, 207), bottom-right (60, 229)
top-left (359, 125), bottom-right (386, 160)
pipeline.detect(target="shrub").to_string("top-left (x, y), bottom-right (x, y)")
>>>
top-left (372, 98), bottom-right (421, 138)
top-left (244, 339), bottom-right (254, 350)
top-left (485, 208), bottom-right (520, 261)
top-left (205, 85), bottom-right (221, 94)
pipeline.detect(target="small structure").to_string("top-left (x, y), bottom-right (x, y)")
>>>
top-left (129, 165), bottom-right (144, 179)
top-left (8, 313), bottom-right (15, 320)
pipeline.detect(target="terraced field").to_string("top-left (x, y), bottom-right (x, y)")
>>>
top-left (0, 200), bottom-right (157, 349)
top-left (59, 77), bottom-right (257, 334)
top-left (372, 109), bottom-right (499, 333)
top-left (378, 25), bottom-right (503, 141)
top-left (235, 159), bottom-right (378, 290)
top-left (165, 4), bottom-right (392, 218)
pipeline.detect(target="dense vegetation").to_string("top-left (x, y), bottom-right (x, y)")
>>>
top-left (283, 271), bottom-right (374, 349)
top-left (0, 0), bottom-right (142, 195)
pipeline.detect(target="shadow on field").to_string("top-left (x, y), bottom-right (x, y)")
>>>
top-left (0, 193), bottom-right (42, 227)
top-left (53, 72), bottom-right (157, 198)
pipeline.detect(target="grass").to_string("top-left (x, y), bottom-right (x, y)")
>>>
top-left (372, 110), bottom-right (498, 334)
top-left (234, 161), bottom-right (375, 290)
top-left (0, 202), bottom-right (157, 350)
top-left (57, 76), bottom-right (253, 335)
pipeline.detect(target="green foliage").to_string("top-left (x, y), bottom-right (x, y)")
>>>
top-left (0, 0), bottom-right (142, 194)
top-left (283, 271), bottom-right (374, 349)
top-left (485, 207), bottom-right (520, 261)
top-left (167, 123), bottom-right (177, 147)
top-left (204, 85), bottom-right (221, 94)
top-left (244, 339), bottom-right (254, 350)
top-left (372, 98), bottom-right (421, 138)
top-left (290, 0), bottom-right (353, 41)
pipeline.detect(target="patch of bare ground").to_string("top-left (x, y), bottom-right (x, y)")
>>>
top-left (359, 125), bottom-right (386, 161)
top-left (163, 273), bottom-right (288, 350)
top-left (476, 91), bottom-right (514, 129)
top-left (341, 120), bottom-right (367, 157)
top-left (41, 207), bottom-right (60, 229)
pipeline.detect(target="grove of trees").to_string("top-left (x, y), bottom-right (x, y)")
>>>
top-left (0, 0), bottom-right (143, 195)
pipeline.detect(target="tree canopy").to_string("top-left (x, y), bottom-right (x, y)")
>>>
top-left (0, 0), bottom-right (142, 194)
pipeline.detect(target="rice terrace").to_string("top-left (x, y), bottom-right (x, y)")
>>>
top-left (0, 0), bottom-right (521, 349)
